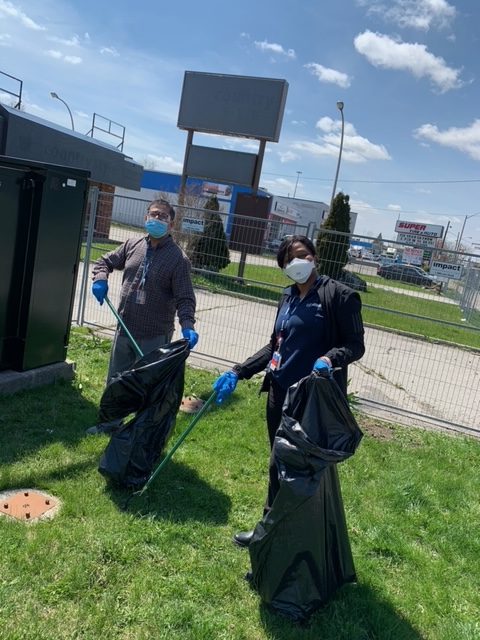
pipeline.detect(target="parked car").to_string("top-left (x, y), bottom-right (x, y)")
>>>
top-left (265, 238), bottom-right (282, 252)
top-left (377, 263), bottom-right (437, 287)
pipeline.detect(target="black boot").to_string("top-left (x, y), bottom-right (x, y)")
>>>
top-left (233, 530), bottom-right (254, 548)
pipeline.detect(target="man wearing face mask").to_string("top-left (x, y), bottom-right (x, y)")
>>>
top-left (212, 235), bottom-right (365, 547)
top-left (87, 199), bottom-right (197, 435)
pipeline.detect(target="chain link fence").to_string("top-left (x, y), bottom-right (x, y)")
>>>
top-left (74, 188), bottom-right (480, 435)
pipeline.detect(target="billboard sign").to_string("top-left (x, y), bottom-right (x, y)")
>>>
top-left (397, 233), bottom-right (437, 248)
top-left (185, 145), bottom-right (257, 186)
top-left (402, 246), bottom-right (424, 265)
top-left (395, 220), bottom-right (444, 237)
top-left (430, 261), bottom-right (463, 280)
top-left (202, 181), bottom-right (232, 201)
top-left (178, 71), bottom-right (288, 141)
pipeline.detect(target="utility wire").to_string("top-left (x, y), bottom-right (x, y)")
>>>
top-left (263, 172), bottom-right (480, 185)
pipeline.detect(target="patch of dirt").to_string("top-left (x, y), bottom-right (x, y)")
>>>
top-left (358, 416), bottom-right (396, 441)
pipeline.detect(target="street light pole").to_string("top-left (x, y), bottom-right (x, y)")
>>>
top-left (293, 171), bottom-right (302, 198)
top-left (329, 101), bottom-right (345, 213)
top-left (455, 212), bottom-right (480, 251)
top-left (50, 91), bottom-right (75, 131)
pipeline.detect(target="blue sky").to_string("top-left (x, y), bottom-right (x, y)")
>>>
top-left (1, 0), bottom-right (480, 249)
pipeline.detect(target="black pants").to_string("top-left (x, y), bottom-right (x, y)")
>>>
top-left (265, 378), bottom-right (288, 511)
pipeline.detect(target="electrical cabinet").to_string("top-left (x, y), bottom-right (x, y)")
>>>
top-left (0, 157), bottom-right (89, 371)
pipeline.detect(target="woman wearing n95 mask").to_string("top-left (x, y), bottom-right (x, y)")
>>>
top-left (213, 235), bottom-right (365, 548)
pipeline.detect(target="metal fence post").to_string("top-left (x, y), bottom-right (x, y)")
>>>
top-left (76, 186), bottom-right (99, 326)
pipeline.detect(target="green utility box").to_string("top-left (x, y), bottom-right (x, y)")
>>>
top-left (0, 156), bottom-right (89, 371)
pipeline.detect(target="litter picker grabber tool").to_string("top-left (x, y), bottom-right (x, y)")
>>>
top-left (101, 294), bottom-right (217, 496)
top-left (104, 295), bottom-right (143, 358)
top-left (133, 390), bottom-right (217, 497)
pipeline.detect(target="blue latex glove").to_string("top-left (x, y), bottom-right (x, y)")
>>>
top-left (182, 328), bottom-right (199, 349)
top-left (313, 357), bottom-right (333, 377)
top-left (213, 371), bottom-right (238, 404)
top-left (92, 280), bottom-right (108, 306)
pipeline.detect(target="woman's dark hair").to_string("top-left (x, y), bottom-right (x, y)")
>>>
top-left (276, 235), bottom-right (316, 268)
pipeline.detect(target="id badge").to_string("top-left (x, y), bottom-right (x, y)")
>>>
top-left (135, 289), bottom-right (146, 305)
top-left (268, 350), bottom-right (282, 372)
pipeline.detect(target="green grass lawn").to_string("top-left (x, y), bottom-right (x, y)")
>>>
top-left (0, 329), bottom-right (479, 639)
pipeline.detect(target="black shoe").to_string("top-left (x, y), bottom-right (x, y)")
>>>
top-left (233, 530), bottom-right (254, 548)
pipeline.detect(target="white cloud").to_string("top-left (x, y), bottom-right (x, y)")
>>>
top-left (254, 40), bottom-right (296, 59)
top-left (291, 116), bottom-right (390, 163)
top-left (414, 120), bottom-right (480, 161)
top-left (387, 204), bottom-right (402, 210)
top-left (358, 0), bottom-right (456, 31)
top-left (48, 35), bottom-right (80, 46)
top-left (291, 119), bottom-right (307, 126)
top-left (46, 49), bottom-right (63, 59)
top-left (278, 150), bottom-right (299, 163)
top-left (354, 30), bottom-right (463, 92)
top-left (0, 0), bottom-right (45, 30)
top-left (143, 154), bottom-right (183, 173)
top-left (261, 177), bottom-right (296, 195)
top-left (305, 63), bottom-right (351, 88)
top-left (46, 50), bottom-right (82, 64)
top-left (74, 110), bottom-right (90, 118)
top-left (100, 46), bottom-right (119, 57)
top-left (64, 55), bottom-right (82, 65)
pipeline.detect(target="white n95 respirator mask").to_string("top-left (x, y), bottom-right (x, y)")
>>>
top-left (283, 258), bottom-right (315, 284)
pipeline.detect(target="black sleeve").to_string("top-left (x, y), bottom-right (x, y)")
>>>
top-left (232, 342), bottom-right (273, 380)
top-left (323, 286), bottom-right (365, 368)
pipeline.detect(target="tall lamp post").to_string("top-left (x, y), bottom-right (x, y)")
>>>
top-left (293, 170), bottom-right (302, 198)
top-left (50, 91), bottom-right (75, 131)
top-left (329, 101), bottom-right (345, 213)
top-left (455, 211), bottom-right (480, 251)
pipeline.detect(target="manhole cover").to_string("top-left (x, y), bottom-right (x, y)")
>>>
top-left (179, 395), bottom-right (205, 414)
top-left (0, 489), bottom-right (60, 522)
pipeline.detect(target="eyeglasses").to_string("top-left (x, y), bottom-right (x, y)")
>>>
top-left (147, 211), bottom-right (170, 222)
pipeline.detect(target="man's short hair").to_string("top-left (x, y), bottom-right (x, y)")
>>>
top-left (149, 198), bottom-right (176, 220)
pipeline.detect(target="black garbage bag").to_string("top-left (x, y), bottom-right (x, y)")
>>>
top-left (98, 339), bottom-right (189, 489)
top-left (248, 373), bottom-right (363, 624)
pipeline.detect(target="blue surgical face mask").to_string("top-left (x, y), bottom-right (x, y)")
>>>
top-left (145, 218), bottom-right (168, 239)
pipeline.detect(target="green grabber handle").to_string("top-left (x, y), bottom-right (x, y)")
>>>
top-left (134, 390), bottom-right (217, 496)
top-left (104, 295), bottom-right (144, 359)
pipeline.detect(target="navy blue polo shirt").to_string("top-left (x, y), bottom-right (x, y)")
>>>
top-left (271, 277), bottom-right (328, 390)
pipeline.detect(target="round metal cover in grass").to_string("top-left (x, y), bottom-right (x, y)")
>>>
top-left (0, 489), bottom-right (61, 523)
top-left (179, 395), bottom-right (205, 414)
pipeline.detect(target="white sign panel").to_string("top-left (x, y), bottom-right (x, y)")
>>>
top-left (430, 261), bottom-right (463, 280)
top-left (402, 246), bottom-right (424, 265)
top-left (202, 181), bottom-right (233, 201)
top-left (182, 217), bottom-right (205, 233)
top-left (395, 220), bottom-right (444, 237)
top-left (397, 233), bottom-right (437, 248)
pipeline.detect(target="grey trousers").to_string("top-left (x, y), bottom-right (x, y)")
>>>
top-left (107, 331), bottom-right (174, 382)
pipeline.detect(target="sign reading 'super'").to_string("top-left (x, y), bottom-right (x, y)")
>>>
top-left (395, 220), bottom-right (444, 238)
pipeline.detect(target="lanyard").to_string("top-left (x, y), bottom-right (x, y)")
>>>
top-left (139, 247), bottom-right (153, 288)
top-left (280, 296), bottom-right (300, 334)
